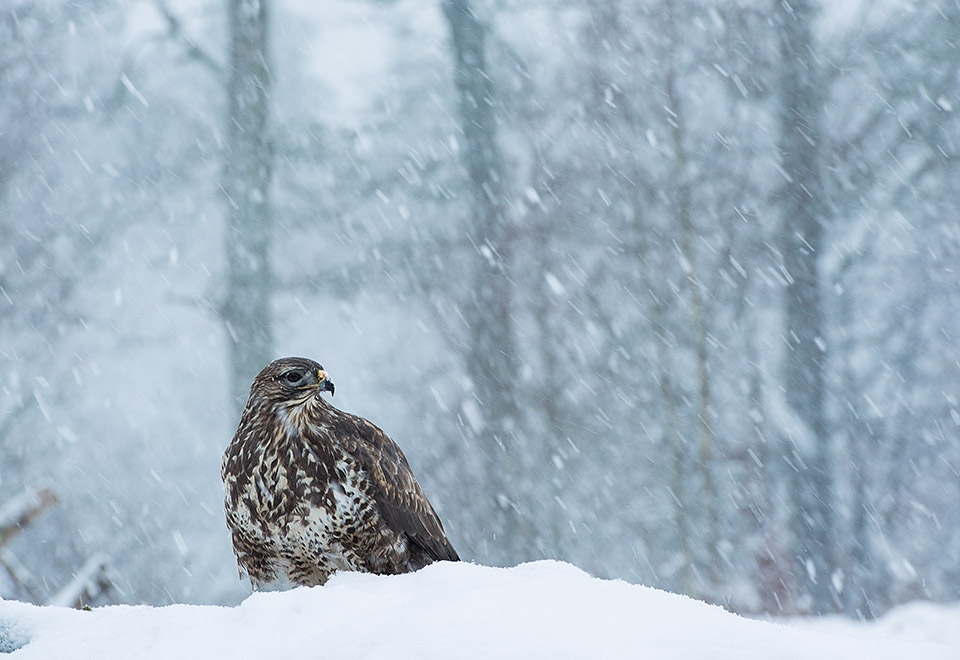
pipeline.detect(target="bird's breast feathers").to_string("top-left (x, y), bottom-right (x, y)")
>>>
top-left (225, 445), bottom-right (399, 583)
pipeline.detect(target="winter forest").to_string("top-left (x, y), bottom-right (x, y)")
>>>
top-left (1, 0), bottom-right (959, 620)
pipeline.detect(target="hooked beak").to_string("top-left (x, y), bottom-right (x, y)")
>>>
top-left (317, 370), bottom-right (335, 396)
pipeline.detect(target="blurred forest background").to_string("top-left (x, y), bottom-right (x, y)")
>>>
top-left (1, 0), bottom-right (958, 618)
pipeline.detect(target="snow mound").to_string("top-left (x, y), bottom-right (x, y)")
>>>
top-left (0, 561), bottom-right (957, 659)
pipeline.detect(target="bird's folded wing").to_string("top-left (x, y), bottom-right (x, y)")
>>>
top-left (351, 420), bottom-right (460, 563)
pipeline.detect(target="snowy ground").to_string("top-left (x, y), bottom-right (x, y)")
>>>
top-left (1, 561), bottom-right (957, 659)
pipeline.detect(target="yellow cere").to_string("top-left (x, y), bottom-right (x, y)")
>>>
top-left (317, 370), bottom-right (326, 382)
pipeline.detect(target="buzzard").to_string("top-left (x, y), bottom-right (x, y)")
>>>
top-left (222, 357), bottom-right (459, 588)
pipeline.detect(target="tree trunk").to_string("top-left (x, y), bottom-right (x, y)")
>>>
top-left (442, 0), bottom-right (525, 562)
top-left (665, 61), bottom-right (718, 593)
top-left (775, 0), bottom-right (836, 613)
top-left (221, 0), bottom-right (274, 414)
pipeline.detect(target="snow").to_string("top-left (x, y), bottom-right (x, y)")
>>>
top-left (761, 381), bottom-right (818, 457)
top-left (1, 561), bottom-right (957, 660)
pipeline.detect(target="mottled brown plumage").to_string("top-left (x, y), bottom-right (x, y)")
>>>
top-left (222, 357), bottom-right (458, 588)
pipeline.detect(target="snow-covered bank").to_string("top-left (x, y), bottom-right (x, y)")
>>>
top-left (1, 561), bottom-right (957, 659)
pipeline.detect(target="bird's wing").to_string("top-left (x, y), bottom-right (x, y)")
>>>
top-left (344, 415), bottom-right (460, 563)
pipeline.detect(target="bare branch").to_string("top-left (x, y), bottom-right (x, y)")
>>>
top-left (153, 0), bottom-right (223, 75)
top-left (0, 487), bottom-right (58, 549)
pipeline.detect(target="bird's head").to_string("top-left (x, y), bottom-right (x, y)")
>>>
top-left (250, 357), bottom-right (336, 406)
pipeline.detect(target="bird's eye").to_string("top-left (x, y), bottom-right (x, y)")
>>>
top-left (283, 371), bottom-right (303, 385)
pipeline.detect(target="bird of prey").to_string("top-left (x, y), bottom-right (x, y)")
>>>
top-left (222, 357), bottom-right (459, 588)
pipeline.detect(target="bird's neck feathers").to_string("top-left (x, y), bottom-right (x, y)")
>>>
top-left (272, 392), bottom-right (335, 439)
top-left (235, 390), bottom-right (333, 450)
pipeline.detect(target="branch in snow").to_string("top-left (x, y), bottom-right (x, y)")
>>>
top-left (0, 548), bottom-right (42, 605)
top-left (153, 0), bottom-right (223, 76)
top-left (49, 553), bottom-right (113, 609)
top-left (0, 487), bottom-right (58, 549)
